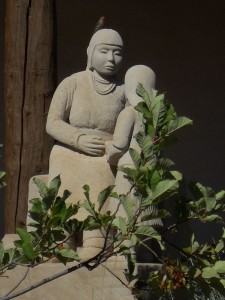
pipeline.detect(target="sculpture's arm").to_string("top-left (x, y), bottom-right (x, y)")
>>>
top-left (106, 106), bottom-right (135, 165)
top-left (46, 76), bottom-right (82, 148)
top-left (46, 76), bottom-right (105, 156)
top-left (113, 106), bottom-right (135, 150)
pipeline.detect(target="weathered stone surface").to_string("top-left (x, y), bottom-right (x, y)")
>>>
top-left (1, 235), bottom-right (133, 300)
top-left (1, 234), bottom-right (162, 299)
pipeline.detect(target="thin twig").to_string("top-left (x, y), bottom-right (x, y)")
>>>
top-left (140, 240), bottom-right (164, 264)
top-left (4, 267), bottom-right (30, 297)
top-left (161, 237), bottom-right (189, 258)
top-left (101, 263), bottom-right (129, 288)
top-left (0, 252), bottom-right (105, 300)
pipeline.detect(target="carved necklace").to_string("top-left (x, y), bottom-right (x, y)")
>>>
top-left (91, 71), bottom-right (116, 95)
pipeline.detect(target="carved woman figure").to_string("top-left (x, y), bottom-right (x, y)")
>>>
top-left (46, 29), bottom-right (125, 258)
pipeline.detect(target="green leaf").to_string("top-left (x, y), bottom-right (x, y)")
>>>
top-left (83, 184), bottom-right (90, 201)
top-left (162, 103), bottom-right (176, 125)
top-left (118, 166), bottom-right (138, 182)
top-left (97, 185), bottom-right (115, 212)
top-left (220, 279), bottom-right (225, 288)
top-left (202, 267), bottom-right (219, 279)
top-left (22, 242), bottom-right (36, 261)
top-left (51, 199), bottom-right (67, 217)
top-left (29, 198), bottom-right (46, 223)
top-left (58, 248), bottom-right (79, 261)
top-left (152, 180), bottom-right (179, 204)
top-left (16, 228), bottom-right (33, 244)
top-left (131, 234), bottom-right (139, 246)
top-left (202, 214), bottom-right (223, 223)
top-left (189, 182), bottom-right (215, 200)
top-left (120, 195), bottom-right (136, 220)
top-left (0, 242), bottom-right (4, 267)
top-left (140, 196), bottom-right (153, 209)
top-left (135, 226), bottom-right (161, 240)
top-left (222, 228), bottom-right (225, 239)
top-left (136, 83), bottom-right (152, 111)
top-left (141, 209), bottom-right (170, 221)
top-left (163, 116), bottom-right (193, 136)
top-left (82, 199), bottom-right (96, 217)
top-left (215, 240), bottom-right (224, 253)
top-left (33, 177), bottom-right (48, 198)
top-left (83, 216), bottom-right (101, 230)
top-left (49, 175), bottom-right (61, 190)
top-left (141, 135), bottom-right (153, 158)
top-left (191, 234), bottom-right (200, 252)
top-left (124, 252), bottom-right (137, 283)
top-left (62, 189), bottom-right (71, 201)
top-left (63, 204), bottom-right (79, 221)
top-left (134, 131), bottom-right (145, 146)
top-left (213, 261), bottom-right (225, 274)
top-left (152, 97), bottom-right (166, 129)
top-left (156, 158), bottom-right (175, 169)
top-left (47, 215), bottom-right (62, 228)
top-left (129, 148), bottom-right (141, 169)
top-left (205, 197), bottom-right (216, 212)
top-left (0, 171), bottom-right (6, 188)
top-left (43, 188), bottom-right (59, 209)
top-left (5, 248), bottom-right (15, 265)
top-left (112, 217), bottom-right (127, 235)
top-left (150, 169), bottom-right (162, 189)
top-left (216, 190), bottom-right (225, 201)
top-left (13, 240), bottom-right (23, 248)
top-left (170, 170), bottom-right (183, 181)
top-left (135, 102), bottom-right (152, 120)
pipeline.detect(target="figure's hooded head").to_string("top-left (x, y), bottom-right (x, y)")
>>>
top-left (125, 65), bottom-right (156, 106)
top-left (87, 29), bottom-right (124, 71)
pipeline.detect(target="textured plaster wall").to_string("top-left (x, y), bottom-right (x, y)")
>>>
top-left (55, 0), bottom-right (225, 190)
top-left (1, 0), bottom-right (225, 240)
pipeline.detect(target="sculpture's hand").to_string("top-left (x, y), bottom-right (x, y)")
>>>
top-left (77, 135), bottom-right (105, 156)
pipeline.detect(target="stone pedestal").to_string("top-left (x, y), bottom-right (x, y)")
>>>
top-left (1, 234), bottom-right (162, 300)
top-left (1, 235), bottom-right (133, 300)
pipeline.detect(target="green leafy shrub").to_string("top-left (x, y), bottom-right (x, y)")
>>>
top-left (1, 87), bottom-right (225, 300)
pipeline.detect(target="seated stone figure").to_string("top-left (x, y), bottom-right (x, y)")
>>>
top-left (106, 65), bottom-right (163, 227)
top-left (45, 29), bottom-right (126, 259)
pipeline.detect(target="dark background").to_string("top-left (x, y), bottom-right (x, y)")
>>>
top-left (0, 1), bottom-right (5, 237)
top-left (0, 0), bottom-right (225, 238)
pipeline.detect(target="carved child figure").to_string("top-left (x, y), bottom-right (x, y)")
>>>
top-left (106, 65), bottom-right (163, 226)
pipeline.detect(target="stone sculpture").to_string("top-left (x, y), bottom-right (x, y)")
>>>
top-left (46, 29), bottom-right (126, 258)
top-left (106, 65), bottom-right (162, 260)
top-left (107, 65), bottom-right (162, 225)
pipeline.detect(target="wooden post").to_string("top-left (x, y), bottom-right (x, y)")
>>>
top-left (4, 0), bottom-right (55, 233)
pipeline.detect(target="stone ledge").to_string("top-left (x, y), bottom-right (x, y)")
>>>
top-left (1, 234), bottom-right (162, 300)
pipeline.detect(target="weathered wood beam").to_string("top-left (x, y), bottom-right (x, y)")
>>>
top-left (4, 0), bottom-right (55, 232)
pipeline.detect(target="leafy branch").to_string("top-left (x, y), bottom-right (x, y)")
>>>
top-left (1, 88), bottom-right (225, 300)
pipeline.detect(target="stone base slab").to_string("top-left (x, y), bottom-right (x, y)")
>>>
top-left (1, 234), bottom-right (133, 300)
